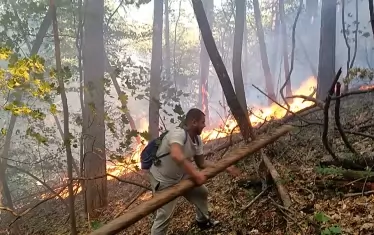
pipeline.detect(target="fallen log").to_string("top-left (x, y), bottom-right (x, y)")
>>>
top-left (314, 179), bottom-right (374, 192)
top-left (90, 125), bottom-right (293, 235)
top-left (262, 153), bottom-right (292, 208)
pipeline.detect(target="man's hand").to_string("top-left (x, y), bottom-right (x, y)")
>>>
top-left (226, 166), bottom-right (242, 177)
top-left (192, 172), bottom-right (207, 186)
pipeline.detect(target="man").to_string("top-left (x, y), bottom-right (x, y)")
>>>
top-left (148, 108), bottom-right (241, 235)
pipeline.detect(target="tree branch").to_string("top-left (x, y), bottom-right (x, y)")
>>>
top-left (321, 68), bottom-right (342, 161)
top-left (334, 82), bottom-right (360, 155)
top-left (279, 0), bottom-right (302, 110)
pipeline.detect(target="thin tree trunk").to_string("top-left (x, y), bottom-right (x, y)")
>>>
top-left (75, 0), bottom-right (87, 214)
top-left (164, 0), bottom-right (171, 81)
top-left (369, 0), bottom-right (374, 40)
top-left (253, 0), bottom-right (276, 105)
top-left (232, 0), bottom-right (255, 140)
top-left (198, 0), bottom-right (213, 127)
top-left (192, 0), bottom-right (251, 140)
top-left (149, 0), bottom-right (164, 139)
top-left (279, 0), bottom-right (292, 98)
top-left (50, 0), bottom-right (77, 233)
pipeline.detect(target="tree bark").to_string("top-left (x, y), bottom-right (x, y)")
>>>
top-left (164, 0), bottom-right (171, 81)
top-left (279, 0), bottom-right (292, 98)
top-left (83, 0), bottom-right (108, 216)
top-left (198, 0), bottom-right (213, 127)
top-left (369, 0), bottom-right (374, 40)
top-left (317, 0), bottom-right (337, 100)
top-left (192, 0), bottom-right (250, 140)
top-left (89, 125), bottom-right (293, 235)
top-left (232, 0), bottom-right (255, 140)
top-left (50, 0), bottom-right (77, 233)
top-left (148, 0), bottom-right (164, 139)
top-left (253, 0), bottom-right (276, 105)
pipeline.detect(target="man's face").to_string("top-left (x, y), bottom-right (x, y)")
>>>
top-left (192, 115), bottom-right (206, 135)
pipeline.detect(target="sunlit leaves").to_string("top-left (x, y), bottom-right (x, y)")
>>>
top-left (26, 127), bottom-right (48, 146)
top-left (0, 46), bottom-right (11, 59)
top-left (1, 128), bottom-right (7, 136)
top-left (343, 67), bottom-right (374, 85)
top-left (49, 103), bottom-right (57, 114)
top-left (4, 101), bottom-right (46, 120)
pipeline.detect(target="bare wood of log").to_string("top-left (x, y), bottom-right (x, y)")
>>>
top-left (261, 153), bottom-right (292, 208)
top-left (89, 125), bottom-right (293, 235)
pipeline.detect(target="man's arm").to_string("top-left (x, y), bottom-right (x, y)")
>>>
top-left (169, 143), bottom-right (201, 178)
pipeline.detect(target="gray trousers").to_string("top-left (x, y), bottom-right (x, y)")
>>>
top-left (148, 173), bottom-right (209, 235)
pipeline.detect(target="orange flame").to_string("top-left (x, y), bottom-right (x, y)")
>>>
top-left (36, 77), bottom-right (374, 201)
top-left (201, 76), bottom-right (317, 141)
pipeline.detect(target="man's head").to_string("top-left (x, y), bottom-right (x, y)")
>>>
top-left (185, 108), bottom-right (206, 135)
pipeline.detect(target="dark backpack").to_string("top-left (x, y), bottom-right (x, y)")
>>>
top-left (140, 128), bottom-right (200, 170)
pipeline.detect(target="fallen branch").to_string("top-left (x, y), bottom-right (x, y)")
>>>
top-left (9, 184), bottom-right (69, 226)
top-left (0, 206), bottom-right (18, 217)
top-left (344, 130), bottom-right (374, 140)
top-left (241, 186), bottom-right (269, 212)
top-left (314, 179), bottom-right (374, 193)
top-left (252, 84), bottom-right (316, 125)
top-left (344, 190), bottom-right (374, 197)
top-left (107, 189), bottom-right (148, 222)
top-left (89, 125), bottom-right (293, 235)
top-left (7, 164), bottom-right (68, 208)
top-left (72, 174), bottom-right (151, 191)
top-left (333, 87), bottom-right (374, 99)
top-left (262, 153), bottom-right (291, 208)
top-left (285, 95), bottom-right (324, 109)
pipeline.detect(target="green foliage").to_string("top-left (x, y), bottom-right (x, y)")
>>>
top-left (343, 67), bottom-right (374, 85)
top-left (314, 212), bottom-right (342, 235)
top-left (321, 225), bottom-right (342, 235)
top-left (314, 211), bottom-right (330, 223)
top-left (90, 220), bottom-right (103, 230)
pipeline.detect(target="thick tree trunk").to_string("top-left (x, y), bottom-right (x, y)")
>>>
top-left (198, 0), bottom-right (213, 127)
top-left (83, 0), bottom-right (108, 216)
top-left (148, 0), bottom-right (163, 139)
top-left (317, 0), bottom-right (337, 99)
top-left (253, 0), bottom-right (276, 105)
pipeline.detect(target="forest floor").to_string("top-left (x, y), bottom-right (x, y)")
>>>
top-left (2, 91), bottom-right (374, 235)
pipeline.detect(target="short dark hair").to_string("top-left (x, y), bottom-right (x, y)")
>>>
top-left (185, 108), bottom-right (205, 123)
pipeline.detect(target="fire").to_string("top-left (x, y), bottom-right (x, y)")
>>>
top-left (201, 76), bottom-right (317, 141)
top-left (359, 84), bottom-right (374, 90)
top-left (36, 77), bottom-right (374, 202)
